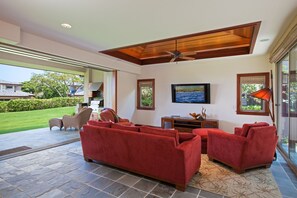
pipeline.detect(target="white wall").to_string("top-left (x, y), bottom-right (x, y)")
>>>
top-left (132, 54), bottom-right (273, 132)
top-left (91, 69), bottom-right (104, 82)
top-left (117, 71), bottom-right (137, 120)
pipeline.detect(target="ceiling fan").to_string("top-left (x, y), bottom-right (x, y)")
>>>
top-left (166, 40), bottom-right (196, 62)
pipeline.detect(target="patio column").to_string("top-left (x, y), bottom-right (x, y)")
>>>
top-left (84, 68), bottom-right (91, 103)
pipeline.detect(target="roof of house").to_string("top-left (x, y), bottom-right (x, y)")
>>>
top-left (0, 90), bottom-right (33, 97)
top-left (0, 80), bottom-right (21, 85)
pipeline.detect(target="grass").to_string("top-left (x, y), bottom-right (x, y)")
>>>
top-left (0, 106), bottom-right (75, 134)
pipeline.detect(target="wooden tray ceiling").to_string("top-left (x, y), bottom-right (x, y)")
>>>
top-left (100, 22), bottom-right (261, 65)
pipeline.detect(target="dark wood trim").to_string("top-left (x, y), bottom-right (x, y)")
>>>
top-left (102, 51), bottom-right (142, 65)
top-left (236, 72), bottom-right (270, 116)
top-left (99, 22), bottom-right (261, 65)
top-left (137, 79), bottom-right (155, 110)
top-left (101, 22), bottom-right (261, 52)
top-left (277, 144), bottom-right (297, 176)
top-left (249, 22), bottom-right (261, 53)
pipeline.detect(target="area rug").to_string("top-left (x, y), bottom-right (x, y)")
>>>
top-left (189, 155), bottom-right (281, 198)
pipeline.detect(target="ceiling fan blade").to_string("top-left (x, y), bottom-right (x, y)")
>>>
top-left (166, 51), bottom-right (175, 56)
top-left (180, 56), bottom-right (195, 60)
top-left (170, 57), bottom-right (176, 62)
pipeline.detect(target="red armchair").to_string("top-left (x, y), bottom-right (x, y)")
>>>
top-left (99, 108), bottom-right (129, 123)
top-left (207, 125), bottom-right (278, 173)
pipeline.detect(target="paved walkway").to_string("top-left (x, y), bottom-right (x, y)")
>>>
top-left (0, 127), bottom-right (80, 151)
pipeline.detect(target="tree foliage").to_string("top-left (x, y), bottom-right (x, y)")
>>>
top-left (22, 72), bottom-right (83, 99)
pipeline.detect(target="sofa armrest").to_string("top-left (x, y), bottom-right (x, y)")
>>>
top-left (208, 130), bottom-right (247, 168)
top-left (176, 135), bottom-right (201, 183)
top-left (234, 127), bottom-right (242, 136)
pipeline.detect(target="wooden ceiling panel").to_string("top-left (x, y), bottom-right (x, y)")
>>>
top-left (100, 22), bottom-right (261, 65)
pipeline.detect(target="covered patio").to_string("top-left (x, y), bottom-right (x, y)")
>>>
top-left (0, 127), bottom-right (80, 159)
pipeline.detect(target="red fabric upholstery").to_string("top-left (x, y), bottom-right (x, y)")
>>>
top-left (80, 125), bottom-right (201, 191)
top-left (140, 126), bottom-right (179, 146)
top-left (179, 133), bottom-right (196, 144)
top-left (192, 128), bottom-right (224, 154)
top-left (99, 108), bottom-right (129, 123)
top-left (100, 110), bottom-right (115, 122)
top-left (234, 127), bottom-right (242, 135)
top-left (87, 120), bottom-right (111, 128)
top-left (207, 126), bottom-right (278, 173)
top-left (111, 123), bottom-right (140, 132)
top-left (241, 122), bottom-right (269, 137)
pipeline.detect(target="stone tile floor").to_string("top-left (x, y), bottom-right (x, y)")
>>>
top-left (0, 142), bottom-right (224, 198)
top-left (0, 137), bottom-right (296, 197)
top-left (270, 151), bottom-right (297, 198)
top-left (0, 127), bottom-right (79, 151)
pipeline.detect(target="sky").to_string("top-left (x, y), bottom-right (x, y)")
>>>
top-left (0, 64), bottom-right (44, 83)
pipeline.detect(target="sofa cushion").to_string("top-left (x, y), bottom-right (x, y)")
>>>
top-left (111, 123), bottom-right (140, 132)
top-left (241, 122), bottom-right (269, 137)
top-left (179, 132), bottom-right (196, 143)
top-left (116, 122), bottom-right (134, 126)
top-left (87, 120), bottom-right (111, 128)
top-left (140, 126), bottom-right (179, 145)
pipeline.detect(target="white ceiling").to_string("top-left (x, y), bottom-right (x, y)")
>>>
top-left (0, 0), bottom-right (296, 56)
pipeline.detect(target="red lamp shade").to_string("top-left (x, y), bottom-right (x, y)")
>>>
top-left (249, 88), bottom-right (272, 102)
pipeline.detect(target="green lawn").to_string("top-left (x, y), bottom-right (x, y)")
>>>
top-left (0, 107), bottom-right (75, 134)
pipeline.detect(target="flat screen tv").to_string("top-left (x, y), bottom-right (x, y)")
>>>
top-left (171, 83), bottom-right (210, 104)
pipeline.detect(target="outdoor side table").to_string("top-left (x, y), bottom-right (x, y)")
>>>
top-left (49, 118), bottom-right (63, 130)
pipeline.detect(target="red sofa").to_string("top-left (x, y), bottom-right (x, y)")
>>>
top-left (207, 124), bottom-right (278, 173)
top-left (80, 124), bottom-right (201, 191)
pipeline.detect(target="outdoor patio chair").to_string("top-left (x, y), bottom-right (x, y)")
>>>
top-left (63, 107), bottom-right (92, 130)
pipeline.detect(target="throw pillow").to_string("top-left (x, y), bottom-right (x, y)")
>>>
top-left (140, 126), bottom-right (179, 145)
top-left (179, 132), bottom-right (196, 143)
top-left (87, 120), bottom-right (111, 128)
top-left (241, 122), bottom-right (269, 137)
top-left (111, 123), bottom-right (140, 132)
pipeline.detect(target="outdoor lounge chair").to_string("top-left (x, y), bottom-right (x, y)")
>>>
top-left (62, 107), bottom-right (92, 130)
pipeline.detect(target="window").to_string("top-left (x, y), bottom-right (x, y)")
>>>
top-left (137, 79), bottom-right (155, 110)
top-left (237, 72), bottom-right (269, 115)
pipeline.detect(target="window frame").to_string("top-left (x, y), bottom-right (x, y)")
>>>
top-left (236, 72), bottom-right (270, 116)
top-left (137, 79), bottom-right (155, 110)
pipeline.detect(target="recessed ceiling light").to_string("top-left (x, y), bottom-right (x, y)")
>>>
top-left (61, 23), bottom-right (72, 29)
top-left (260, 38), bottom-right (270, 42)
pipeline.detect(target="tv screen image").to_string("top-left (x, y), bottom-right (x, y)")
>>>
top-left (172, 83), bottom-right (210, 104)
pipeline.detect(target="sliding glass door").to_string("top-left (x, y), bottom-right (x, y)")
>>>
top-left (289, 45), bottom-right (297, 164)
top-left (278, 44), bottom-right (297, 166)
top-left (278, 55), bottom-right (289, 154)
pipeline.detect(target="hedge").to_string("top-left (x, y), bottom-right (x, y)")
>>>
top-left (0, 101), bottom-right (8, 113)
top-left (0, 97), bottom-right (83, 112)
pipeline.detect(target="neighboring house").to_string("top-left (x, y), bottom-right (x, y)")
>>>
top-left (0, 80), bottom-right (33, 100)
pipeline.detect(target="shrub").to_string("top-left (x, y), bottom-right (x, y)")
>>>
top-left (6, 97), bottom-right (83, 112)
top-left (0, 101), bottom-right (8, 113)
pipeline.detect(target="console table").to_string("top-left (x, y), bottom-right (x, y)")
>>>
top-left (161, 117), bottom-right (219, 132)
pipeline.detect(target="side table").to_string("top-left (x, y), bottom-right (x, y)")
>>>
top-left (49, 118), bottom-right (63, 130)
